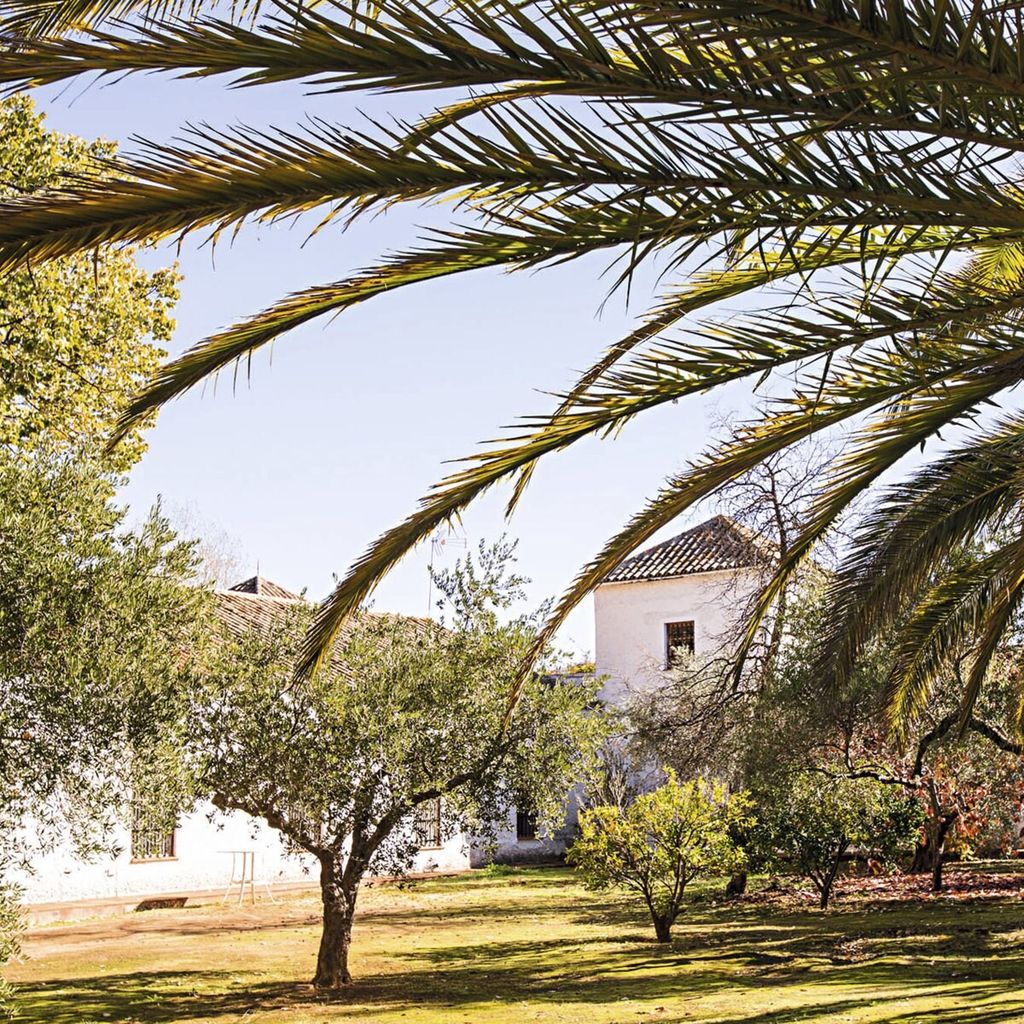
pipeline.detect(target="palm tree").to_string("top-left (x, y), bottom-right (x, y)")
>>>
top-left (2, 0), bottom-right (1024, 725)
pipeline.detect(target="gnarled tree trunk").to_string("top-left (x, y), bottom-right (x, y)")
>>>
top-left (910, 796), bottom-right (958, 893)
top-left (651, 913), bottom-right (674, 943)
top-left (313, 852), bottom-right (359, 988)
top-left (724, 871), bottom-right (748, 898)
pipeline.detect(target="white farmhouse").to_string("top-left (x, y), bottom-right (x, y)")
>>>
top-left (594, 515), bottom-right (765, 703)
top-left (18, 516), bottom-right (764, 916)
top-left (17, 577), bottom-right (470, 917)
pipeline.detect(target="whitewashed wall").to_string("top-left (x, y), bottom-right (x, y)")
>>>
top-left (593, 568), bottom-right (758, 705)
top-left (16, 802), bottom-right (315, 905)
top-left (470, 801), bottom-right (577, 867)
top-left (407, 833), bottom-right (472, 875)
top-left (18, 801), bottom-right (470, 905)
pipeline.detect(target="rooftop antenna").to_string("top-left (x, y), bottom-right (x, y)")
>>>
top-left (426, 524), bottom-right (467, 615)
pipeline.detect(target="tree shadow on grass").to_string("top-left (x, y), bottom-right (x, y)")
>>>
top-left (15, 882), bottom-right (1024, 1023)
top-left (703, 994), bottom-right (1024, 1024)
top-left (26, 878), bottom-right (588, 955)
top-left (14, 926), bottom-right (1024, 1024)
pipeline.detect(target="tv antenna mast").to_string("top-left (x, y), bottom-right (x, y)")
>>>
top-left (426, 524), bottom-right (467, 615)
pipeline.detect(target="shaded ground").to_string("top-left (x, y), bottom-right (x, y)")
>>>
top-left (8, 865), bottom-right (1024, 1023)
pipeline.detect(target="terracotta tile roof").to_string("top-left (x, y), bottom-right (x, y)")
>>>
top-left (214, 587), bottom-right (305, 637)
top-left (213, 580), bottom-right (435, 675)
top-left (601, 516), bottom-right (769, 584)
top-left (228, 576), bottom-right (303, 601)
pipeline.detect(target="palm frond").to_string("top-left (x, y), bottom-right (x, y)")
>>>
top-left (886, 539), bottom-right (1024, 730)
top-left (298, 272), bottom-right (1024, 678)
top-left (506, 224), bottom-right (964, 511)
top-left (10, 0), bottom-right (1024, 724)
top-left (819, 415), bottom-right (1024, 693)
top-left (110, 213), bottom-right (680, 446)
top-left (2, 95), bottom-right (1022, 307)
top-left (958, 536), bottom-right (1024, 728)
top-left (12, 0), bottom-right (1024, 166)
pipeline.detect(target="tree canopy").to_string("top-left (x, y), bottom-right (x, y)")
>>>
top-left (187, 541), bottom-right (607, 987)
top-left (570, 772), bottom-right (750, 941)
top-left (0, 449), bottom-right (210, 1014)
top-left (0, 450), bottom-right (209, 866)
top-left (0, 94), bottom-right (178, 468)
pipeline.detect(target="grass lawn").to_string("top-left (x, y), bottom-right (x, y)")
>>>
top-left (8, 865), bottom-right (1024, 1024)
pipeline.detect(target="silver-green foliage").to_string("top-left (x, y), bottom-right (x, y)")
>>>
top-left (0, 451), bottom-right (210, 1004)
top-left (187, 540), bottom-right (609, 986)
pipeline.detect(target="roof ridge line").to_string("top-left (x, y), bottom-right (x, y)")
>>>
top-left (214, 588), bottom-right (307, 604)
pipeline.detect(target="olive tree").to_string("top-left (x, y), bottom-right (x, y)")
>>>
top-left (0, 450), bottom-right (209, 1012)
top-left (569, 772), bottom-right (751, 943)
top-left (0, 452), bottom-right (208, 852)
top-left (189, 542), bottom-right (607, 988)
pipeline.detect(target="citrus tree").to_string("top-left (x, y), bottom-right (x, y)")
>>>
top-left (3, 2), bottom-right (1024, 719)
top-left (753, 773), bottom-right (921, 910)
top-left (569, 772), bottom-right (750, 942)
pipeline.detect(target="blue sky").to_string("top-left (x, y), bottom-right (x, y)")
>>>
top-left (36, 74), bottom-right (754, 656)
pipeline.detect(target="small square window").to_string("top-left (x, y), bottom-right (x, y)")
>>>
top-left (516, 808), bottom-right (538, 841)
top-left (665, 620), bottom-right (695, 667)
top-left (413, 798), bottom-right (442, 849)
top-left (130, 802), bottom-right (176, 861)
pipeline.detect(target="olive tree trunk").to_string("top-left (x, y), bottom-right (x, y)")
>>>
top-left (817, 842), bottom-right (847, 910)
top-left (651, 913), bottom-right (674, 943)
top-left (313, 852), bottom-right (359, 988)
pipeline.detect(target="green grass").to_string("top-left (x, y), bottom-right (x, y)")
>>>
top-left (8, 866), bottom-right (1024, 1023)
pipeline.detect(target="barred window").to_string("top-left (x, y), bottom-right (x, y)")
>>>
top-left (130, 802), bottom-right (176, 862)
top-left (665, 620), bottom-right (695, 667)
top-left (413, 798), bottom-right (442, 849)
top-left (516, 808), bottom-right (538, 841)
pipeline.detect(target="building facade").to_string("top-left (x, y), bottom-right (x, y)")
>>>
top-left (20, 517), bottom-right (761, 908)
top-left (594, 515), bottom-right (764, 704)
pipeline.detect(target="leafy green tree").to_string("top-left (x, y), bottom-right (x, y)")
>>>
top-left (188, 542), bottom-right (607, 988)
top-left (3, 3), bottom-right (1024, 718)
top-left (0, 450), bottom-right (209, 1009)
top-left (753, 773), bottom-right (921, 910)
top-left (0, 450), bottom-right (208, 857)
top-left (0, 887), bottom-right (18, 1020)
top-left (569, 772), bottom-right (750, 943)
top-left (0, 94), bottom-right (178, 467)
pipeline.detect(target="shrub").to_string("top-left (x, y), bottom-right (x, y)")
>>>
top-left (569, 771), bottom-right (751, 942)
top-left (754, 773), bottom-right (921, 909)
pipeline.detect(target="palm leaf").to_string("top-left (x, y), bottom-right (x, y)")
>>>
top-left (297, 272), bottom-right (1024, 677)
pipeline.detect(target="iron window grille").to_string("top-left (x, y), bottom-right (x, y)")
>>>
top-left (516, 808), bottom-right (538, 841)
top-left (130, 803), bottom-right (176, 861)
top-left (664, 620), bottom-right (695, 668)
top-left (413, 797), bottom-right (442, 849)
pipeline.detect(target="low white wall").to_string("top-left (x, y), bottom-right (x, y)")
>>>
top-left (16, 802), bottom-right (316, 905)
top-left (408, 833), bottom-right (472, 875)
